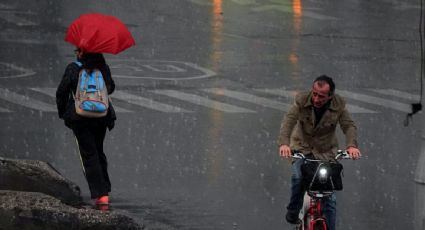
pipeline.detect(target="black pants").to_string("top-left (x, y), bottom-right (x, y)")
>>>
top-left (72, 123), bottom-right (111, 198)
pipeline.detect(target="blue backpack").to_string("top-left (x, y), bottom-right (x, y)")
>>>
top-left (73, 61), bottom-right (109, 118)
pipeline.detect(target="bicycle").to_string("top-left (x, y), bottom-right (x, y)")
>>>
top-left (291, 150), bottom-right (351, 230)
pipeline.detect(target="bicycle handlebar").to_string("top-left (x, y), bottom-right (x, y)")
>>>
top-left (291, 150), bottom-right (351, 161)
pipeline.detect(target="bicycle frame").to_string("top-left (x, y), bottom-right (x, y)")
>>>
top-left (299, 193), bottom-right (327, 230)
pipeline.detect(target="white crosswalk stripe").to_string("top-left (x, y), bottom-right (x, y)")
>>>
top-left (0, 87), bottom-right (418, 114)
top-left (30, 88), bottom-right (132, 113)
top-left (0, 9), bottom-right (38, 26)
top-left (255, 88), bottom-right (378, 114)
top-left (0, 108), bottom-right (12, 112)
top-left (111, 91), bottom-right (190, 113)
top-left (0, 88), bottom-right (56, 112)
top-left (337, 90), bottom-right (411, 113)
top-left (203, 88), bottom-right (292, 111)
top-left (153, 90), bottom-right (256, 113)
top-left (369, 88), bottom-right (420, 101)
top-left (29, 87), bottom-right (57, 97)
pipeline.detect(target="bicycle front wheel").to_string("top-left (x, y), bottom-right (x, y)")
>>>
top-left (312, 219), bottom-right (326, 230)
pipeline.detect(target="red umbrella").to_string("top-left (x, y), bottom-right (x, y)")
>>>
top-left (65, 13), bottom-right (136, 54)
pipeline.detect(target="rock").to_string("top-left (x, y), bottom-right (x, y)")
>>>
top-left (0, 190), bottom-right (143, 230)
top-left (0, 157), bottom-right (82, 205)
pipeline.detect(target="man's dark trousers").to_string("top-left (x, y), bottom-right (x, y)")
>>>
top-left (72, 123), bottom-right (111, 198)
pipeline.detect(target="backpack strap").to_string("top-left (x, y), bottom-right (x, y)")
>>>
top-left (72, 61), bottom-right (83, 100)
top-left (74, 61), bottom-right (82, 68)
top-left (95, 70), bottom-right (101, 97)
top-left (83, 71), bottom-right (90, 93)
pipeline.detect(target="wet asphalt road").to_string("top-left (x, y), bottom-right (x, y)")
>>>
top-left (0, 0), bottom-right (423, 229)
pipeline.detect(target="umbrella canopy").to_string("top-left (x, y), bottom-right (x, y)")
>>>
top-left (65, 13), bottom-right (136, 54)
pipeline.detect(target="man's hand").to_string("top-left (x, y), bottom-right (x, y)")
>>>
top-left (346, 146), bottom-right (361, 160)
top-left (279, 144), bottom-right (292, 158)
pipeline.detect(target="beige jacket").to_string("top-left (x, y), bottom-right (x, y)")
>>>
top-left (278, 91), bottom-right (358, 160)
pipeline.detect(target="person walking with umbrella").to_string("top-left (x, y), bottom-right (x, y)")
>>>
top-left (57, 50), bottom-right (116, 207)
top-left (56, 13), bottom-right (135, 208)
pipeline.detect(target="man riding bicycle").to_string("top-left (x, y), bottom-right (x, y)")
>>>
top-left (278, 75), bottom-right (361, 230)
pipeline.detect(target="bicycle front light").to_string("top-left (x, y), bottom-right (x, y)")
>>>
top-left (319, 168), bottom-right (327, 177)
top-left (318, 167), bottom-right (328, 184)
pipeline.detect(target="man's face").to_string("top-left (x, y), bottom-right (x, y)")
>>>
top-left (311, 81), bottom-right (332, 108)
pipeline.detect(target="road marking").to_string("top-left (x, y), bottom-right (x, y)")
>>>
top-left (231, 0), bottom-right (257, 5)
top-left (112, 91), bottom-right (190, 113)
top-left (0, 88), bottom-right (56, 112)
top-left (7, 87), bottom-right (414, 114)
top-left (369, 89), bottom-right (420, 101)
top-left (187, 0), bottom-right (212, 6)
top-left (0, 3), bottom-right (14, 9)
top-left (0, 38), bottom-right (52, 45)
top-left (0, 62), bottom-right (36, 79)
top-left (111, 64), bottom-right (187, 73)
top-left (251, 5), bottom-right (337, 20)
top-left (379, 0), bottom-right (420, 10)
top-left (203, 88), bottom-right (292, 111)
top-left (110, 64), bottom-right (145, 72)
top-left (30, 88), bottom-right (133, 113)
top-left (222, 32), bottom-right (275, 47)
top-left (0, 107), bottom-right (12, 112)
top-left (336, 90), bottom-right (411, 113)
top-left (256, 88), bottom-right (377, 114)
top-left (153, 90), bottom-right (256, 113)
top-left (0, 11), bottom-right (38, 26)
top-left (255, 88), bottom-right (295, 99)
top-left (111, 60), bottom-right (216, 81)
top-left (143, 64), bottom-right (186, 73)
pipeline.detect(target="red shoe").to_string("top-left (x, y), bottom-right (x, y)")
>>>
top-left (95, 195), bottom-right (109, 205)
